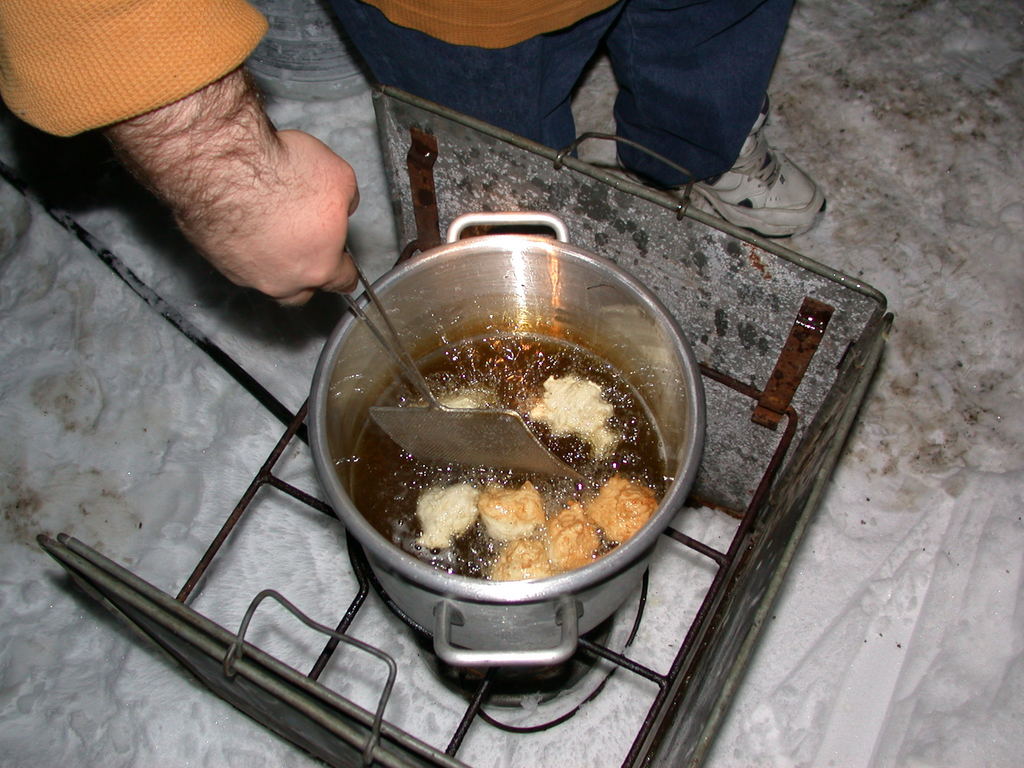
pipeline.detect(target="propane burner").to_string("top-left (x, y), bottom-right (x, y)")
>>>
top-left (354, 537), bottom-right (647, 711)
top-left (415, 616), bottom-right (619, 709)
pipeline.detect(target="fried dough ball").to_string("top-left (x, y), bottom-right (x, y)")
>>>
top-left (415, 483), bottom-right (480, 549)
top-left (547, 502), bottom-right (601, 572)
top-left (528, 375), bottom-right (619, 457)
top-left (490, 537), bottom-right (554, 581)
top-left (438, 387), bottom-right (494, 410)
top-left (477, 481), bottom-right (545, 542)
top-left (585, 475), bottom-right (659, 543)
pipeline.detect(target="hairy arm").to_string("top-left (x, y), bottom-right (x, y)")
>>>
top-left (104, 66), bottom-right (358, 304)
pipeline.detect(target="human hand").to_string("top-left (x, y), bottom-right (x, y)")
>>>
top-left (183, 127), bottom-right (361, 304)
top-left (105, 67), bottom-right (359, 304)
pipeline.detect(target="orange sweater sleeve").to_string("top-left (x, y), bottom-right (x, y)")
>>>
top-left (0, 0), bottom-right (268, 136)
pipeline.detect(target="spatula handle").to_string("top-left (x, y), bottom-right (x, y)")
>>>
top-left (343, 253), bottom-right (438, 406)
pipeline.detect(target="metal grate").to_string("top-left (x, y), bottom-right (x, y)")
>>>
top-left (169, 359), bottom-right (796, 767)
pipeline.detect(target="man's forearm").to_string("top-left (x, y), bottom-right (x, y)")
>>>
top-left (102, 67), bottom-right (359, 304)
top-left (104, 67), bottom-right (279, 240)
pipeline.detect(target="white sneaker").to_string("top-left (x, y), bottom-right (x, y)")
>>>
top-left (693, 99), bottom-right (826, 237)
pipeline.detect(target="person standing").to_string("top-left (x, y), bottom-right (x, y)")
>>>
top-left (0, 0), bottom-right (823, 305)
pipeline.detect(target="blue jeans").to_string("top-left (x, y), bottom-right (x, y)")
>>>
top-left (329, 0), bottom-right (794, 184)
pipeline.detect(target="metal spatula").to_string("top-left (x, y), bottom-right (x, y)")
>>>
top-left (342, 259), bottom-right (583, 481)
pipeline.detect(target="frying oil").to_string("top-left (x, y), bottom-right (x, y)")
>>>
top-left (347, 332), bottom-right (667, 578)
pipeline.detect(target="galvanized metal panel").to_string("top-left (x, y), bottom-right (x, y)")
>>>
top-left (371, 87), bottom-right (886, 510)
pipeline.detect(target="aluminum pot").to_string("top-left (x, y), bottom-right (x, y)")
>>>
top-left (310, 212), bottom-right (704, 667)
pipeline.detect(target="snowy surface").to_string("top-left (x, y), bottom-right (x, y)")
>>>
top-left (1, 0), bottom-right (1022, 766)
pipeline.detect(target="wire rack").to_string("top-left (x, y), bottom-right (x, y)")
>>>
top-left (166, 351), bottom-right (796, 767)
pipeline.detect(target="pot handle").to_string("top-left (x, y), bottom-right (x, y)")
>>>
top-left (446, 212), bottom-right (569, 244)
top-left (433, 597), bottom-right (579, 667)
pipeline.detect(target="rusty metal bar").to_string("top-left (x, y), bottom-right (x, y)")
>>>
top-left (308, 535), bottom-right (371, 682)
top-left (752, 297), bottom-right (834, 429)
top-left (175, 402), bottom-right (312, 603)
top-left (446, 672), bottom-right (495, 755)
top-left (399, 127), bottom-right (444, 262)
top-left (661, 528), bottom-right (728, 565)
top-left (574, 641), bottom-right (666, 686)
top-left (265, 475), bottom-right (336, 517)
